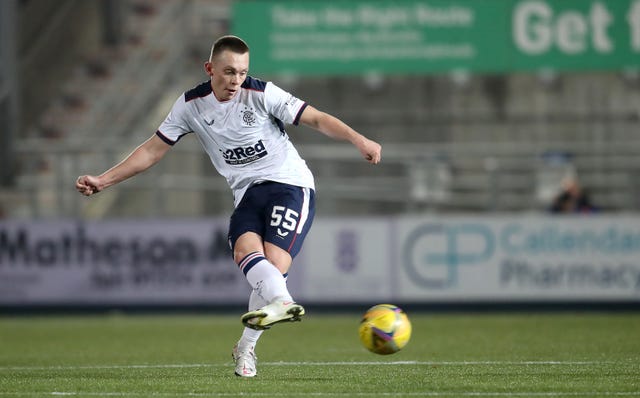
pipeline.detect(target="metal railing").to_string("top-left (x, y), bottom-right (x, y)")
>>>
top-left (4, 136), bottom-right (640, 219)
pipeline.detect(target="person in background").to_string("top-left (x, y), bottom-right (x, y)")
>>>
top-left (550, 177), bottom-right (597, 213)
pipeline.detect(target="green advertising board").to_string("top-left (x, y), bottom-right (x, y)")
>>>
top-left (231, 0), bottom-right (640, 75)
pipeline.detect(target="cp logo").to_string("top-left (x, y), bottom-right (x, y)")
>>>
top-left (403, 224), bottom-right (494, 289)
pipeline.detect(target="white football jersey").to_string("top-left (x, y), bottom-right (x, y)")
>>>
top-left (156, 77), bottom-right (315, 206)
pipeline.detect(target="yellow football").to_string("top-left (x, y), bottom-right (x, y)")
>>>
top-left (358, 304), bottom-right (412, 355)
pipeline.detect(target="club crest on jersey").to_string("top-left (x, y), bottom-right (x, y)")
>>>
top-left (240, 106), bottom-right (257, 127)
top-left (221, 140), bottom-right (267, 165)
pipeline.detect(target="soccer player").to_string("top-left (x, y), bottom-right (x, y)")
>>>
top-left (75, 35), bottom-right (382, 377)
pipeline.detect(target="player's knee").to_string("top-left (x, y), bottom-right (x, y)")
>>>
top-left (232, 232), bottom-right (264, 264)
top-left (264, 243), bottom-right (292, 274)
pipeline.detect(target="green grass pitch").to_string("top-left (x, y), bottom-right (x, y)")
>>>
top-left (1, 311), bottom-right (639, 397)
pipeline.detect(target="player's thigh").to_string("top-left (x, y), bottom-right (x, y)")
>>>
top-left (263, 184), bottom-right (315, 260)
top-left (229, 184), bottom-right (267, 262)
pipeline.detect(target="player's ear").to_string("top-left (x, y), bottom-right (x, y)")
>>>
top-left (204, 61), bottom-right (214, 77)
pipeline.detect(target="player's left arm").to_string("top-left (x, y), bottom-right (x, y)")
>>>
top-left (299, 105), bottom-right (381, 164)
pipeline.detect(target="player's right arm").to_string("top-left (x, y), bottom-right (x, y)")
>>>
top-left (76, 134), bottom-right (171, 196)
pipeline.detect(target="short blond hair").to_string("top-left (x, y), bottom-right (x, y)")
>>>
top-left (209, 35), bottom-right (249, 61)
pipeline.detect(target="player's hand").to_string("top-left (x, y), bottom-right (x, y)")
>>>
top-left (75, 175), bottom-right (101, 196)
top-left (359, 138), bottom-right (382, 165)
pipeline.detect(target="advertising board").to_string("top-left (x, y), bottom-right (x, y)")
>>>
top-left (232, 0), bottom-right (640, 75)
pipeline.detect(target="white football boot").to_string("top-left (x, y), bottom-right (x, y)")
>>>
top-left (241, 300), bottom-right (305, 330)
top-left (232, 344), bottom-right (257, 377)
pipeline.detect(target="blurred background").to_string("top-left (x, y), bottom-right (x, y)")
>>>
top-left (2, 0), bottom-right (639, 218)
top-left (1, 0), bottom-right (639, 310)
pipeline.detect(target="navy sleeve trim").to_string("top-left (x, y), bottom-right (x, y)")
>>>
top-left (185, 81), bottom-right (213, 102)
top-left (293, 103), bottom-right (308, 126)
top-left (155, 130), bottom-right (177, 146)
top-left (241, 76), bottom-right (267, 91)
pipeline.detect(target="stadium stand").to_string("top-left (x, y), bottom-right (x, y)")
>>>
top-left (1, 0), bottom-right (639, 219)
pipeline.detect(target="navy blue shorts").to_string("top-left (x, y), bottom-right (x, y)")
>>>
top-left (228, 182), bottom-right (316, 259)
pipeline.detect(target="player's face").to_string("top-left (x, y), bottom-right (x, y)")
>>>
top-left (206, 50), bottom-right (249, 102)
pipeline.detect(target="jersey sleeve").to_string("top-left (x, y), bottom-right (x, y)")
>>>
top-left (264, 82), bottom-right (308, 126)
top-left (156, 95), bottom-right (192, 145)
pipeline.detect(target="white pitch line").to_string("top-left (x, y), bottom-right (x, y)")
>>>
top-left (0, 360), bottom-right (627, 371)
top-left (265, 360), bottom-right (617, 366)
top-left (0, 391), bottom-right (639, 397)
